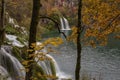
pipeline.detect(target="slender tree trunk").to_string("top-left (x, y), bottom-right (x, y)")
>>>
top-left (0, 0), bottom-right (5, 48)
top-left (75, 0), bottom-right (82, 80)
top-left (25, 0), bottom-right (41, 80)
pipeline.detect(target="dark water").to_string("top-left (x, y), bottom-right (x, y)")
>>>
top-left (50, 42), bottom-right (120, 80)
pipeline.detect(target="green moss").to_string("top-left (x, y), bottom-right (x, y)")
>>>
top-left (5, 25), bottom-right (19, 35)
top-left (1, 54), bottom-right (16, 77)
top-left (4, 38), bottom-right (12, 45)
top-left (5, 24), bottom-right (28, 44)
top-left (50, 61), bottom-right (56, 76)
top-left (20, 46), bottom-right (28, 60)
top-left (33, 64), bottom-right (47, 80)
top-left (16, 37), bottom-right (25, 45)
top-left (12, 46), bottom-right (23, 61)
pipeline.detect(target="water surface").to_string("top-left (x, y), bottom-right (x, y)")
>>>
top-left (50, 43), bottom-right (120, 80)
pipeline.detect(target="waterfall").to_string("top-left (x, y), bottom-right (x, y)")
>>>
top-left (60, 17), bottom-right (71, 39)
top-left (60, 17), bottom-right (71, 30)
top-left (8, 17), bottom-right (14, 25)
top-left (0, 14), bottom-right (72, 79)
top-left (37, 53), bottom-right (71, 79)
top-left (0, 45), bottom-right (71, 80)
top-left (6, 34), bottom-right (24, 47)
top-left (63, 17), bottom-right (71, 30)
top-left (8, 16), bottom-right (28, 35)
top-left (46, 54), bottom-right (71, 80)
top-left (35, 43), bottom-right (53, 75)
top-left (60, 18), bottom-right (65, 30)
top-left (0, 66), bottom-right (12, 80)
top-left (36, 42), bottom-right (71, 79)
top-left (0, 47), bottom-right (25, 80)
top-left (5, 16), bottom-right (28, 47)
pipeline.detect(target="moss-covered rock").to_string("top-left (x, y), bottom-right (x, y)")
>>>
top-left (16, 37), bottom-right (26, 45)
top-left (12, 46), bottom-right (23, 61)
top-left (5, 23), bottom-right (28, 47)
top-left (33, 64), bottom-right (47, 80)
top-left (5, 25), bottom-right (19, 35)
top-left (12, 46), bottom-right (29, 62)
top-left (50, 61), bottom-right (56, 76)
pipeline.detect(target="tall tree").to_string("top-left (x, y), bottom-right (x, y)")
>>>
top-left (82, 0), bottom-right (120, 46)
top-left (0, 0), bottom-right (5, 48)
top-left (25, 0), bottom-right (41, 80)
top-left (75, 0), bottom-right (82, 80)
top-left (69, 0), bottom-right (119, 80)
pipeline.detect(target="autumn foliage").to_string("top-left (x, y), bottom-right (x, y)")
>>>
top-left (68, 0), bottom-right (120, 47)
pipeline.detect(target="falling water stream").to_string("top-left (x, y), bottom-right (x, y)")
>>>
top-left (0, 47), bottom-right (25, 80)
top-left (0, 16), bottom-right (120, 80)
top-left (45, 17), bottom-right (120, 80)
top-left (0, 66), bottom-right (12, 80)
top-left (0, 16), bottom-right (71, 80)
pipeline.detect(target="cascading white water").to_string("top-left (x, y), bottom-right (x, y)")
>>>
top-left (60, 17), bottom-right (71, 39)
top-left (1, 44), bottom-right (71, 80)
top-left (46, 54), bottom-right (71, 80)
top-left (0, 47), bottom-right (25, 80)
top-left (63, 17), bottom-right (71, 30)
top-left (36, 52), bottom-right (71, 79)
top-left (8, 16), bottom-right (28, 35)
top-left (60, 18), bottom-right (65, 30)
top-left (1, 14), bottom-right (72, 79)
top-left (36, 42), bottom-right (72, 79)
top-left (8, 17), bottom-right (14, 25)
top-left (6, 34), bottom-right (24, 47)
top-left (60, 17), bottom-right (71, 31)
top-left (0, 66), bottom-right (12, 80)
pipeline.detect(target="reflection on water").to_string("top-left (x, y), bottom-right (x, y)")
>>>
top-left (50, 42), bottom-right (120, 80)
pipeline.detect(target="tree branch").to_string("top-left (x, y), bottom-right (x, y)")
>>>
top-left (39, 16), bottom-right (60, 25)
top-left (39, 16), bottom-right (67, 38)
top-left (101, 14), bottom-right (120, 32)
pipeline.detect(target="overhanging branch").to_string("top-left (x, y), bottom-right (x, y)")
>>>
top-left (39, 16), bottom-right (67, 38)
top-left (39, 16), bottom-right (60, 25)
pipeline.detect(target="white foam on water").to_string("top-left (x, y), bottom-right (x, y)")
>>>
top-left (6, 34), bottom-right (24, 47)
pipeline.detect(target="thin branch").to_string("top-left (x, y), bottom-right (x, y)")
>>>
top-left (39, 16), bottom-right (60, 25)
top-left (101, 14), bottom-right (120, 32)
top-left (39, 16), bottom-right (67, 38)
top-left (81, 14), bottom-right (120, 33)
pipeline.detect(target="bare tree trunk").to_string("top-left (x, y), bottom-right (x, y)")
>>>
top-left (75, 0), bottom-right (82, 80)
top-left (25, 0), bottom-right (41, 80)
top-left (0, 0), bottom-right (5, 48)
